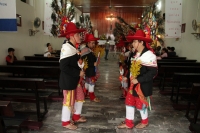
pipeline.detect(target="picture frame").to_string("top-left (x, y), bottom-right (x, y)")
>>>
top-left (181, 23), bottom-right (186, 33)
top-left (42, 21), bottom-right (44, 30)
top-left (16, 14), bottom-right (22, 27)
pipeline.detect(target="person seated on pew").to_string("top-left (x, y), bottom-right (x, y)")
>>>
top-left (44, 43), bottom-right (56, 57)
top-left (160, 48), bottom-right (168, 58)
top-left (168, 47), bottom-right (176, 57)
top-left (167, 46), bottom-right (171, 52)
top-left (6, 48), bottom-right (17, 65)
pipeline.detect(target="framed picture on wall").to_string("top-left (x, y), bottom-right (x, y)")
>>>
top-left (181, 23), bottom-right (186, 33)
top-left (16, 14), bottom-right (22, 27)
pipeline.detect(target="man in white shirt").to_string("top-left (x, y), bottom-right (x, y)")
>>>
top-left (44, 43), bottom-right (55, 57)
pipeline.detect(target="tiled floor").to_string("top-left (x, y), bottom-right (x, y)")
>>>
top-left (9, 53), bottom-right (191, 133)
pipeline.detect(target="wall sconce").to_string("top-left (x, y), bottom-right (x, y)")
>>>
top-left (29, 29), bottom-right (39, 36)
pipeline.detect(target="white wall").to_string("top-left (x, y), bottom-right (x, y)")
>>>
top-left (0, 0), bottom-right (77, 65)
top-left (159, 0), bottom-right (200, 60)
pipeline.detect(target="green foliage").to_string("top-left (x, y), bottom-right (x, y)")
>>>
top-left (158, 27), bottom-right (165, 34)
top-left (51, 12), bottom-right (57, 23)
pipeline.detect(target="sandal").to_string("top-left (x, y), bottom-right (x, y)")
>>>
top-left (135, 123), bottom-right (148, 129)
top-left (117, 123), bottom-right (132, 129)
top-left (92, 97), bottom-right (100, 102)
top-left (63, 123), bottom-right (77, 130)
top-left (74, 116), bottom-right (87, 123)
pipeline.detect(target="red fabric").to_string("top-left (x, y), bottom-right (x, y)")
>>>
top-left (6, 55), bottom-right (17, 63)
top-left (116, 39), bottom-right (125, 47)
top-left (134, 84), bottom-right (149, 107)
top-left (125, 90), bottom-right (144, 110)
top-left (75, 43), bottom-right (79, 49)
top-left (123, 89), bottom-right (127, 97)
top-left (75, 83), bottom-right (85, 101)
top-left (126, 30), bottom-right (152, 43)
top-left (141, 118), bottom-right (148, 124)
top-left (84, 34), bottom-right (99, 42)
top-left (62, 121), bottom-right (70, 126)
top-left (119, 75), bottom-right (123, 81)
top-left (59, 19), bottom-right (85, 38)
top-left (6, 56), bottom-right (11, 62)
top-left (95, 70), bottom-right (100, 80)
top-left (72, 114), bottom-right (80, 121)
top-left (89, 92), bottom-right (96, 100)
top-left (84, 88), bottom-right (88, 96)
top-left (125, 118), bottom-right (134, 128)
top-left (85, 90), bottom-right (88, 96)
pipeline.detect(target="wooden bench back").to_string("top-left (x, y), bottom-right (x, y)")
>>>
top-left (14, 60), bottom-right (59, 66)
top-left (158, 62), bottom-right (200, 68)
top-left (173, 73), bottom-right (200, 83)
top-left (159, 66), bottom-right (200, 74)
top-left (157, 59), bottom-right (197, 62)
top-left (0, 77), bottom-right (45, 90)
top-left (25, 56), bottom-right (59, 61)
top-left (162, 57), bottom-right (186, 60)
top-left (0, 65), bottom-right (60, 78)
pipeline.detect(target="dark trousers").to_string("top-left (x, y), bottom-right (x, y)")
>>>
top-left (105, 50), bottom-right (109, 59)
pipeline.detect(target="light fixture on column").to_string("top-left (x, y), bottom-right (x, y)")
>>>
top-left (106, 14), bottom-right (116, 30)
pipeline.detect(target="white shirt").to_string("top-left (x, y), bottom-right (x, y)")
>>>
top-left (44, 52), bottom-right (51, 57)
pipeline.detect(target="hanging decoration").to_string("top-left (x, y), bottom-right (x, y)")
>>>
top-left (113, 16), bottom-right (136, 44)
top-left (106, 3), bottom-right (165, 49)
top-left (76, 14), bottom-right (93, 41)
top-left (141, 3), bottom-right (165, 48)
top-left (50, 0), bottom-right (75, 37)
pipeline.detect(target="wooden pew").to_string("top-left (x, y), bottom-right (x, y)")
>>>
top-left (0, 100), bottom-right (43, 131)
top-left (162, 57), bottom-right (186, 60)
top-left (171, 73), bottom-right (200, 110)
top-left (0, 65), bottom-right (61, 95)
top-left (0, 101), bottom-right (16, 133)
top-left (25, 56), bottom-right (59, 61)
top-left (157, 62), bottom-right (200, 68)
top-left (0, 65), bottom-right (60, 77)
top-left (185, 83), bottom-right (200, 123)
top-left (14, 60), bottom-right (59, 66)
top-left (186, 83), bottom-right (200, 133)
top-left (158, 66), bottom-right (200, 91)
top-left (157, 59), bottom-right (197, 62)
top-left (0, 77), bottom-right (52, 122)
top-left (34, 54), bottom-right (43, 57)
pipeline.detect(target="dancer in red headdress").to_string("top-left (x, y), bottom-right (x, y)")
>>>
top-left (80, 34), bottom-right (101, 102)
top-left (59, 20), bottom-right (87, 130)
top-left (118, 30), bottom-right (157, 129)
